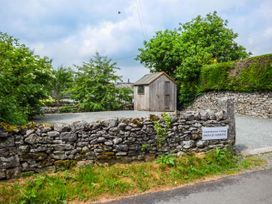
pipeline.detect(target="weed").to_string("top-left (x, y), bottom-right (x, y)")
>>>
top-left (156, 154), bottom-right (176, 167)
top-left (154, 113), bottom-right (171, 147)
top-left (141, 143), bottom-right (150, 152)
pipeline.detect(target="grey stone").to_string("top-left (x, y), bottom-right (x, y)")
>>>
top-left (113, 137), bottom-right (122, 144)
top-left (54, 124), bottom-right (71, 132)
top-left (53, 144), bottom-right (73, 151)
top-left (82, 146), bottom-right (89, 152)
top-left (116, 152), bottom-right (127, 156)
top-left (196, 140), bottom-right (207, 148)
top-left (0, 170), bottom-right (6, 179)
top-left (60, 132), bottom-right (77, 142)
top-left (215, 110), bottom-right (224, 120)
top-left (25, 134), bottom-right (50, 144)
top-left (182, 140), bottom-right (195, 149)
top-left (116, 144), bottom-right (128, 151)
top-left (0, 137), bottom-right (15, 148)
top-left (22, 162), bottom-right (28, 170)
top-left (177, 151), bottom-right (185, 157)
top-left (0, 155), bottom-right (19, 168)
top-left (184, 113), bottom-right (194, 120)
top-left (51, 151), bottom-right (67, 160)
top-left (118, 122), bottom-right (127, 130)
top-left (21, 152), bottom-right (47, 161)
top-left (6, 167), bottom-right (21, 179)
top-left (106, 119), bottom-right (118, 128)
top-left (105, 141), bottom-right (113, 146)
top-left (25, 129), bottom-right (35, 136)
top-left (125, 126), bottom-right (132, 131)
top-left (97, 137), bottom-right (106, 142)
top-left (0, 131), bottom-right (8, 138)
top-left (47, 131), bottom-right (60, 137)
top-left (200, 111), bottom-right (208, 120)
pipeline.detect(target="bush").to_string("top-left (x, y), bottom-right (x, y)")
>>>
top-left (199, 54), bottom-right (272, 92)
top-left (0, 33), bottom-right (54, 124)
top-left (70, 53), bottom-right (133, 112)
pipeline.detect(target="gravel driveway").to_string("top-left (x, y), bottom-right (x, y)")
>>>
top-left (35, 111), bottom-right (272, 151)
top-left (35, 111), bottom-right (163, 124)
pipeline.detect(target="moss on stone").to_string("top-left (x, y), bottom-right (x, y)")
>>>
top-left (131, 118), bottom-right (142, 127)
top-left (96, 152), bottom-right (115, 160)
top-left (149, 114), bottom-right (160, 122)
top-left (54, 160), bottom-right (77, 171)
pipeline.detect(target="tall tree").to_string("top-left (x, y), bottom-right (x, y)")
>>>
top-left (137, 11), bottom-right (250, 105)
top-left (52, 66), bottom-right (74, 104)
top-left (70, 53), bottom-right (132, 111)
top-left (0, 32), bottom-right (54, 124)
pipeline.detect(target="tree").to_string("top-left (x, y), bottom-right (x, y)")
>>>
top-left (0, 32), bottom-right (54, 124)
top-left (52, 66), bottom-right (74, 104)
top-left (137, 11), bottom-right (250, 105)
top-left (70, 53), bottom-right (132, 111)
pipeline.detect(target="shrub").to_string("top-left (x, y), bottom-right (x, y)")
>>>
top-left (0, 33), bottom-right (54, 124)
top-left (156, 154), bottom-right (176, 167)
top-left (199, 54), bottom-right (272, 92)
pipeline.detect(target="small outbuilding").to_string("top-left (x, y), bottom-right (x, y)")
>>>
top-left (134, 72), bottom-right (177, 112)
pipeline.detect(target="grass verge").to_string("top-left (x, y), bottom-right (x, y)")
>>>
top-left (0, 148), bottom-right (266, 204)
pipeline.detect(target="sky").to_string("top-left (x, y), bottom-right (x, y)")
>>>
top-left (0, 0), bottom-right (271, 82)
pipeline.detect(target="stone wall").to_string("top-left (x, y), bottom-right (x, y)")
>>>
top-left (0, 99), bottom-right (235, 180)
top-left (188, 92), bottom-right (272, 118)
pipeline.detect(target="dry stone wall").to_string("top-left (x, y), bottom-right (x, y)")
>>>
top-left (0, 99), bottom-right (235, 180)
top-left (188, 92), bottom-right (272, 118)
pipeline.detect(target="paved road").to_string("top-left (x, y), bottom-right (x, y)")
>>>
top-left (106, 168), bottom-right (272, 204)
top-left (235, 115), bottom-right (272, 150)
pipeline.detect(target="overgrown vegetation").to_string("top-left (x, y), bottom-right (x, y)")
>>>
top-left (0, 148), bottom-right (265, 204)
top-left (199, 54), bottom-right (272, 92)
top-left (137, 11), bottom-right (249, 106)
top-left (0, 32), bottom-right (54, 124)
top-left (154, 113), bottom-right (171, 147)
top-left (0, 32), bottom-right (133, 125)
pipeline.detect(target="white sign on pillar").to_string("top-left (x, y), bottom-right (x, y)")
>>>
top-left (202, 126), bottom-right (228, 140)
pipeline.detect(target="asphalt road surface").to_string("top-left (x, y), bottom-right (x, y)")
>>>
top-left (106, 168), bottom-right (272, 204)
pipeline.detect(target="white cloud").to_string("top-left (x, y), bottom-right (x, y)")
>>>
top-left (1, 0), bottom-right (272, 79)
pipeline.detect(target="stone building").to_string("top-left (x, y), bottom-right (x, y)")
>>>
top-left (134, 72), bottom-right (177, 111)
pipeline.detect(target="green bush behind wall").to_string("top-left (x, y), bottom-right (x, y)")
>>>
top-left (199, 54), bottom-right (272, 92)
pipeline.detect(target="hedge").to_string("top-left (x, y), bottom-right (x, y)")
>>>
top-left (199, 54), bottom-right (272, 92)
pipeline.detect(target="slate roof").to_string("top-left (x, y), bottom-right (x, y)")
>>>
top-left (134, 72), bottom-right (176, 85)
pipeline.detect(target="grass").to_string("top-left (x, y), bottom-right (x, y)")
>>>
top-left (0, 148), bottom-right (266, 204)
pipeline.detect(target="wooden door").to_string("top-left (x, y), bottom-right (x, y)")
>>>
top-left (164, 81), bottom-right (170, 110)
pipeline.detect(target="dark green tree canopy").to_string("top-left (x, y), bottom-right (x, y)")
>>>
top-left (137, 11), bottom-right (250, 105)
top-left (137, 11), bottom-right (249, 78)
top-left (0, 32), bottom-right (54, 124)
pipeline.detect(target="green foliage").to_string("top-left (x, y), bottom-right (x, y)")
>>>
top-left (154, 113), bottom-right (171, 147)
top-left (20, 175), bottom-right (67, 204)
top-left (137, 11), bottom-right (249, 106)
top-left (59, 105), bottom-right (78, 113)
top-left (137, 30), bottom-right (182, 76)
top-left (156, 154), bottom-right (176, 167)
top-left (199, 54), bottom-right (272, 92)
top-left (70, 52), bottom-right (132, 112)
top-left (0, 32), bottom-right (54, 124)
top-left (141, 143), bottom-right (150, 152)
top-left (52, 66), bottom-right (74, 104)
